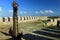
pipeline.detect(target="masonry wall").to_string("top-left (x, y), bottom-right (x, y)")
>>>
top-left (0, 16), bottom-right (48, 23)
top-left (47, 18), bottom-right (60, 26)
top-left (0, 16), bottom-right (60, 26)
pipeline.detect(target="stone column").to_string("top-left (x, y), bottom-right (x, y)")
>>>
top-left (54, 19), bottom-right (57, 25)
top-left (20, 16), bottom-right (22, 22)
top-left (25, 16), bottom-right (27, 22)
top-left (5, 17), bottom-right (8, 22)
top-left (0, 17), bottom-right (2, 24)
top-left (22, 16), bottom-right (24, 21)
top-left (18, 16), bottom-right (20, 23)
top-left (10, 17), bottom-right (13, 23)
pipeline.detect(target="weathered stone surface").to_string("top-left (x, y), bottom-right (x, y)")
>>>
top-left (0, 16), bottom-right (60, 26)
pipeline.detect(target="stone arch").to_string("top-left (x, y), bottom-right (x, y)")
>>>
top-left (8, 17), bottom-right (10, 22)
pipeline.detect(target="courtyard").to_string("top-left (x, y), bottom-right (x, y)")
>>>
top-left (0, 20), bottom-right (60, 40)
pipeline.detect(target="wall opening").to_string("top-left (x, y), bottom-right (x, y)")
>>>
top-left (20, 17), bottom-right (22, 20)
top-left (8, 17), bottom-right (10, 22)
top-left (3, 17), bottom-right (5, 22)
top-left (27, 17), bottom-right (28, 20)
top-left (24, 17), bottom-right (25, 20)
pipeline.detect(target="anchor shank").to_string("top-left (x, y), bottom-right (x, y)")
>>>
top-left (12, 1), bottom-right (18, 36)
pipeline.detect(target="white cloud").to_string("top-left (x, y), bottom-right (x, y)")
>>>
top-left (0, 7), bottom-right (2, 15)
top-left (20, 11), bottom-right (23, 14)
top-left (0, 13), bottom-right (2, 15)
top-left (44, 10), bottom-right (54, 14)
top-left (20, 11), bottom-right (27, 14)
top-left (45, 10), bottom-right (49, 13)
top-left (36, 10), bottom-right (54, 14)
top-left (48, 10), bottom-right (54, 13)
top-left (36, 11), bottom-right (44, 14)
top-left (36, 11), bottom-right (39, 14)
top-left (8, 10), bottom-right (13, 13)
top-left (40, 10), bottom-right (44, 14)
top-left (24, 11), bottom-right (27, 14)
top-left (0, 7), bottom-right (2, 12)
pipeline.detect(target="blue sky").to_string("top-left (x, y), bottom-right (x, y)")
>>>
top-left (0, 0), bottom-right (60, 17)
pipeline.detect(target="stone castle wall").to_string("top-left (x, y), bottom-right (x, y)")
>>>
top-left (0, 16), bottom-right (59, 26)
top-left (0, 16), bottom-right (48, 23)
top-left (47, 18), bottom-right (60, 26)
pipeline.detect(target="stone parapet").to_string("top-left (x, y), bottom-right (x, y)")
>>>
top-left (0, 16), bottom-right (48, 23)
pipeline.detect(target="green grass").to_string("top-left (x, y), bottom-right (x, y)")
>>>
top-left (0, 21), bottom-right (45, 40)
top-left (0, 20), bottom-right (59, 40)
top-left (18, 21), bottom-right (45, 33)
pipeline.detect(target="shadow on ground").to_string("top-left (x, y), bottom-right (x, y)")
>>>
top-left (0, 26), bottom-right (60, 40)
top-left (6, 38), bottom-right (13, 40)
top-left (0, 31), bottom-right (10, 36)
top-left (23, 26), bottom-right (60, 40)
top-left (23, 33), bottom-right (53, 40)
top-left (33, 30), bottom-right (60, 38)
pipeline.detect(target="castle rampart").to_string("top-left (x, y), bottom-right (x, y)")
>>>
top-left (0, 16), bottom-right (59, 26)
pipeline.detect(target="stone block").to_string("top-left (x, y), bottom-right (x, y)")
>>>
top-left (0, 17), bottom-right (2, 23)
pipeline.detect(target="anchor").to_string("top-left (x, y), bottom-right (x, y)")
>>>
top-left (9, 0), bottom-right (23, 40)
top-left (0, 0), bottom-right (23, 40)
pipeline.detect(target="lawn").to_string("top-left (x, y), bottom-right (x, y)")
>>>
top-left (0, 20), bottom-right (60, 40)
top-left (0, 20), bottom-right (45, 40)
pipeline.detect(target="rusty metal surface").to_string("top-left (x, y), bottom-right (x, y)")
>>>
top-left (12, 1), bottom-right (18, 36)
